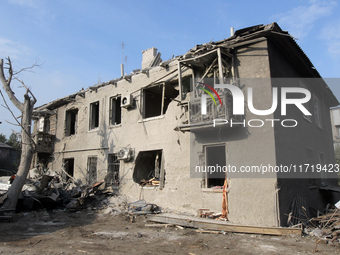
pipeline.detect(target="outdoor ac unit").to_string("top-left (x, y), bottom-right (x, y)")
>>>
top-left (117, 148), bottom-right (133, 162)
top-left (121, 94), bottom-right (134, 108)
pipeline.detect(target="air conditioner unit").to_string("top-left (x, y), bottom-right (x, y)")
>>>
top-left (117, 148), bottom-right (133, 162)
top-left (121, 94), bottom-right (134, 108)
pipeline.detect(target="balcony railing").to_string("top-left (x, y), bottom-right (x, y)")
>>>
top-left (179, 92), bottom-right (243, 132)
top-left (34, 133), bottom-right (54, 153)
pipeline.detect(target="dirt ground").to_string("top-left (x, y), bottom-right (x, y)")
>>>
top-left (1, 200), bottom-right (340, 255)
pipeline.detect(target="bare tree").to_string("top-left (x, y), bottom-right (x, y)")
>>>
top-left (0, 57), bottom-right (37, 212)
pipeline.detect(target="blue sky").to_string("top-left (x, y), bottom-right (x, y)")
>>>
top-left (0, 0), bottom-right (340, 137)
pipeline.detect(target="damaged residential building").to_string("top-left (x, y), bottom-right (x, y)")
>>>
top-left (32, 23), bottom-right (340, 227)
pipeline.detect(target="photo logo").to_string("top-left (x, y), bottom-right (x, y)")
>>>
top-left (198, 82), bottom-right (311, 116)
top-left (196, 80), bottom-right (312, 128)
top-left (196, 82), bottom-right (223, 115)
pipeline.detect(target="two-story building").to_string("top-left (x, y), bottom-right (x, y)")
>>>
top-left (32, 23), bottom-right (340, 227)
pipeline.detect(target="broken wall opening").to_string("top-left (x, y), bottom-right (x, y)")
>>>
top-left (179, 48), bottom-right (234, 102)
top-left (43, 118), bottom-right (50, 133)
top-left (63, 158), bottom-right (74, 180)
top-left (65, 109), bottom-right (78, 136)
top-left (143, 83), bottom-right (178, 118)
top-left (133, 150), bottom-right (164, 187)
top-left (31, 152), bottom-right (53, 175)
top-left (205, 145), bottom-right (226, 188)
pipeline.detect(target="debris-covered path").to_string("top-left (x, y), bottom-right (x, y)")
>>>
top-left (1, 208), bottom-right (339, 255)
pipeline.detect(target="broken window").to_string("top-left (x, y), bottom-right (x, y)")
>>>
top-left (63, 158), bottom-right (74, 180)
top-left (181, 76), bottom-right (192, 100)
top-left (133, 150), bottom-right (165, 189)
top-left (142, 83), bottom-right (178, 118)
top-left (205, 145), bottom-right (226, 188)
top-left (38, 117), bottom-right (50, 133)
top-left (89, 101), bottom-right (100, 130)
top-left (87, 156), bottom-right (97, 185)
top-left (106, 153), bottom-right (120, 186)
top-left (65, 109), bottom-right (78, 136)
top-left (43, 118), bottom-right (50, 133)
top-left (109, 96), bottom-right (121, 125)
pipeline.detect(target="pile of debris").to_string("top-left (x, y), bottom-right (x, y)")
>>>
top-left (198, 209), bottom-right (222, 219)
top-left (305, 207), bottom-right (340, 246)
top-left (140, 177), bottom-right (159, 187)
top-left (0, 171), bottom-right (111, 211)
top-left (1, 170), bottom-right (162, 217)
top-left (99, 196), bottom-right (161, 216)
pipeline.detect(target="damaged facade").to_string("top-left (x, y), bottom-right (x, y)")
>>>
top-left (32, 23), bottom-right (340, 227)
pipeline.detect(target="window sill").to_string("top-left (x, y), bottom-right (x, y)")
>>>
top-left (64, 134), bottom-right (76, 138)
top-left (141, 186), bottom-right (158, 190)
top-left (202, 188), bottom-right (223, 193)
top-left (139, 115), bottom-right (164, 123)
top-left (109, 124), bottom-right (122, 129)
top-left (88, 128), bottom-right (99, 133)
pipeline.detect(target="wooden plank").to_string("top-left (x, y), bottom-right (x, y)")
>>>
top-left (196, 230), bottom-right (221, 234)
top-left (217, 47), bottom-right (224, 83)
top-left (178, 62), bottom-right (182, 101)
top-left (159, 151), bottom-right (165, 190)
top-left (147, 214), bottom-right (301, 236)
top-left (145, 223), bottom-right (174, 228)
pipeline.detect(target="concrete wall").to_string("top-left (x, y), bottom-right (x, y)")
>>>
top-left (268, 39), bottom-right (340, 225)
top-left (45, 60), bottom-right (212, 215)
top-left (190, 40), bottom-right (279, 226)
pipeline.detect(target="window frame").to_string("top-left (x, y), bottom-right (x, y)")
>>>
top-left (65, 108), bottom-right (78, 136)
top-left (109, 96), bottom-right (122, 126)
top-left (107, 153), bottom-right (120, 186)
top-left (203, 144), bottom-right (226, 189)
top-left (89, 101), bottom-right (100, 130)
top-left (87, 155), bottom-right (98, 185)
top-left (141, 82), bottom-right (178, 119)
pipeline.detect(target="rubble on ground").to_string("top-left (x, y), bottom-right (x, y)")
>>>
top-left (0, 170), bottom-right (160, 216)
top-left (303, 205), bottom-right (340, 247)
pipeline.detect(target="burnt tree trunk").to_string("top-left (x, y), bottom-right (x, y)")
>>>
top-left (0, 58), bottom-right (36, 211)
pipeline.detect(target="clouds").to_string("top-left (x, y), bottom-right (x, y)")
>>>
top-left (0, 37), bottom-right (33, 60)
top-left (321, 20), bottom-right (340, 57)
top-left (7, 0), bottom-right (53, 28)
top-left (275, 0), bottom-right (336, 39)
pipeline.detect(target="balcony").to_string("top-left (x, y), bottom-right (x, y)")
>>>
top-left (34, 133), bottom-right (55, 153)
top-left (178, 92), bottom-right (243, 132)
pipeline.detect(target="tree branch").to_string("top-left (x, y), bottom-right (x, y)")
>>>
top-left (4, 120), bottom-right (20, 126)
top-left (12, 58), bottom-right (43, 76)
top-left (0, 58), bottom-right (23, 112)
top-left (0, 87), bottom-right (36, 149)
top-left (14, 78), bottom-right (37, 104)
